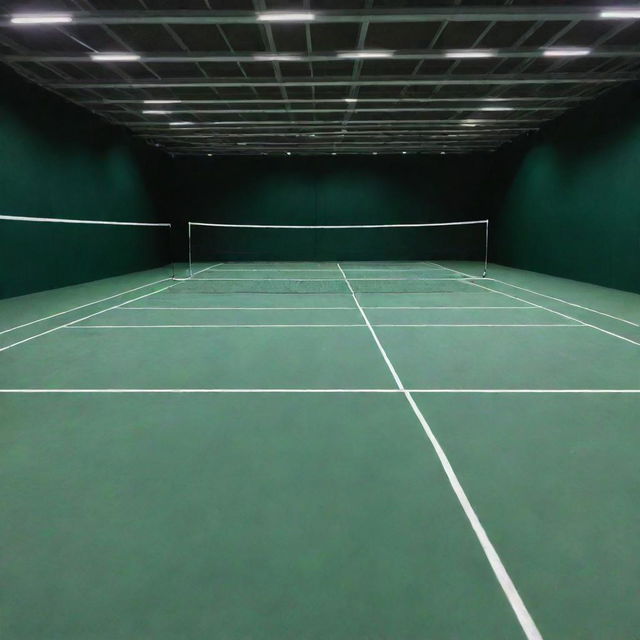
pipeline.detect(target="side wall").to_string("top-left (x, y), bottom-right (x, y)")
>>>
top-left (170, 154), bottom-right (492, 263)
top-left (491, 82), bottom-right (640, 294)
top-left (0, 67), bottom-right (170, 299)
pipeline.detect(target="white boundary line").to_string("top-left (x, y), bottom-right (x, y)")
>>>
top-left (0, 214), bottom-right (170, 227)
top-left (66, 323), bottom-right (582, 329)
top-left (0, 277), bottom-right (172, 337)
top-left (431, 263), bottom-right (640, 348)
top-left (119, 306), bottom-right (535, 311)
top-left (0, 388), bottom-right (638, 394)
top-left (489, 278), bottom-right (640, 327)
top-left (196, 268), bottom-right (341, 273)
top-left (336, 263), bottom-right (543, 640)
top-left (67, 324), bottom-right (367, 329)
top-left (0, 264), bottom-right (223, 353)
top-left (181, 277), bottom-right (476, 282)
top-left (0, 263), bottom-right (219, 339)
top-left (376, 323), bottom-right (580, 328)
top-left (120, 306), bottom-right (358, 310)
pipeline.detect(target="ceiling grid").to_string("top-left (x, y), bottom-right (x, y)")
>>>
top-left (0, 1), bottom-right (638, 155)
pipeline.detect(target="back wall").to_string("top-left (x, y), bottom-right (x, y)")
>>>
top-left (168, 154), bottom-right (492, 263)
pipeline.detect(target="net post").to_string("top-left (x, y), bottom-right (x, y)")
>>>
top-left (168, 223), bottom-right (176, 280)
top-left (483, 219), bottom-right (489, 278)
top-left (188, 222), bottom-right (193, 278)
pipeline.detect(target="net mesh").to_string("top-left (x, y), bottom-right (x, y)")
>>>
top-left (188, 220), bottom-right (489, 268)
top-left (171, 275), bottom-right (481, 294)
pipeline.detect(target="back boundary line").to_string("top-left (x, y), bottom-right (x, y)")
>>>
top-left (1, 389), bottom-right (638, 394)
top-left (65, 323), bottom-right (583, 329)
top-left (119, 306), bottom-right (535, 311)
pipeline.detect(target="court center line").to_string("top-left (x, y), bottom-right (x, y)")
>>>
top-left (1, 388), bottom-right (638, 394)
top-left (431, 263), bottom-right (640, 348)
top-left (336, 263), bottom-right (543, 640)
top-left (0, 264), bottom-right (223, 352)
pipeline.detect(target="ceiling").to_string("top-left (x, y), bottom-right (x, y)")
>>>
top-left (1, 1), bottom-right (640, 156)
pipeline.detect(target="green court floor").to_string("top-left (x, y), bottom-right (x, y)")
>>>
top-left (1, 261), bottom-right (639, 640)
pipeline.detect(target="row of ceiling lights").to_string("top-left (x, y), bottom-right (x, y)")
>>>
top-left (8, 9), bottom-right (640, 24)
top-left (6, 11), bottom-right (638, 63)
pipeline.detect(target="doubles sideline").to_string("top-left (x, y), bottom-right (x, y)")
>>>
top-left (430, 263), bottom-right (640, 348)
top-left (0, 264), bottom-right (222, 353)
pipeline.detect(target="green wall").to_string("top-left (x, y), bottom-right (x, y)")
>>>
top-left (0, 67), bottom-right (170, 299)
top-left (491, 83), bottom-right (640, 294)
top-left (170, 155), bottom-right (491, 263)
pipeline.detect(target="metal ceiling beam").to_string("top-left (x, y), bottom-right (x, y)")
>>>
top-left (83, 96), bottom-right (588, 105)
top-left (138, 127), bottom-right (535, 137)
top-left (126, 118), bottom-right (543, 127)
top-left (0, 8), bottom-right (633, 26)
top-left (8, 47), bottom-right (639, 64)
top-left (165, 131), bottom-right (511, 139)
top-left (116, 106), bottom-right (565, 115)
top-left (47, 73), bottom-right (635, 90)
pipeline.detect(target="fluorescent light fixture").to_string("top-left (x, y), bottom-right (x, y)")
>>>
top-left (170, 121), bottom-right (195, 126)
top-left (143, 110), bottom-right (171, 115)
top-left (143, 99), bottom-right (181, 104)
top-left (372, 152), bottom-right (378, 155)
top-left (91, 53), bottom-right (141, 62)
top-left (461, 122), bottom-right (477, 127)
top-left (252, 54), bottom-right (304, 62)
top-left (331, 152), bottom-right (337, 155)
top-left (337, 51), bottom-right (394, 59)
top-left (344, 98), bottom-right (358, 103)
top-left (543, 47), bottom-right (591, 57)
top-left (480, 106), bottom-right (515, 111)
top-left (440, 152), bottom-right (446, 155)
top-left (444, 50), bottom-right (496, 59)
top-left (402, 151), bottom-right (407, 155)
top-left (600, 9), bottom-right (640, 19)
top-left (257, 12), bottom-right (315, 22)
top-left (11, 13), bottom-right (73, 24)
top-left (207, 154), bottom-right (213, 157)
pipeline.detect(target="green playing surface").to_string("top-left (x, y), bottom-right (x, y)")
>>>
top-left (1, 261), bottom-right (639, 640)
